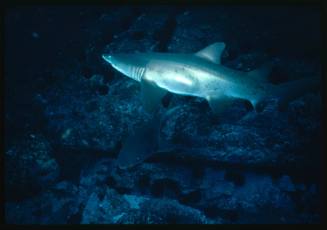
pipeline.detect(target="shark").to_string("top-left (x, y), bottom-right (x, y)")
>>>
top-left (102, 42), bottom-right (319, 114)
top-left (102, 42), bottom-right (320, 168)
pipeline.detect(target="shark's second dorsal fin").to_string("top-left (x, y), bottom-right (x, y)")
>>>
top-left (195, 42), bottom-right (226, 64)
top-left (246, 63), bottom-right (273, 83)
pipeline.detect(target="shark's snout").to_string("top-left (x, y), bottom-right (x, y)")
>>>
top-left (102, 54), bottom-right (114, 64)
top-left (102, 53), bottom-right (148, 82)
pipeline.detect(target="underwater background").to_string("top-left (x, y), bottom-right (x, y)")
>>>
top-left (4, 5), bottom-right (324, 224)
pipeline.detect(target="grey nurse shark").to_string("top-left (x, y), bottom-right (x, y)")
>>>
top-left (102, 42), bottom-right (319, 168)
top-left (103, 42), bottom-right (318, 114)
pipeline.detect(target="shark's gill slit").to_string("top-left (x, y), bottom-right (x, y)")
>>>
top-left (131, 66), bottom-right (140, 82)
top-left (135, 67), bottom-right (140, 81)
top-left (139, 67), bottom-right (145, 81)
top-left (133, 66), bottom-right (144, 82)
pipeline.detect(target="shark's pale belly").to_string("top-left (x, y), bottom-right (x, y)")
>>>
top-left (143, 60), bottom-right (230, 98)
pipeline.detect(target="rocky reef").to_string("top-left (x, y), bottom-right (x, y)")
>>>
top-left (4, 5), bottom-right (324, 224)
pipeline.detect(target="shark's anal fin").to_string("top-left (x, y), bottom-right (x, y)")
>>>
top-left (141, 79), bottom-right (167, 112)
top-left (195, 42), bottom-right (226, 64)
top-left (206, 95), bottom-right (235, 115)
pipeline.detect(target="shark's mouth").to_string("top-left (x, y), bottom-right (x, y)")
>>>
top-left (102, 54), bottom-right (145, 82)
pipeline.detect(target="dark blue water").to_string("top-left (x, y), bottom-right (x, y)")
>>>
top-left (4, 5), bottom-right (324, 224)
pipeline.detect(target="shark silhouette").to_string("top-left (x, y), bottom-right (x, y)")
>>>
top-left (103, 42), bottom-right (318, 113)
top-left (102, 42), bottom-right (319, 168)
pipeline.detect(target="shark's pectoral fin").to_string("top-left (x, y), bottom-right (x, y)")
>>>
top-left (117, 116), bottom-right (160, 169)
top-left (206, 95), bottom-right (235, 115)
top-left (141, 79), bottom-right (167, 112)
top-left (195, 42), bottom-right (226, 64)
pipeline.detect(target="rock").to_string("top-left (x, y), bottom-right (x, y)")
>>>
top-left (194, 173), bottom-right (297, 223)
top-left (111, 162), bottom-right (196, 197)
top-left (278, 175), bottom-right (296, 192)
top-left (103, 8), bottom-right (173, 54)
top-left (5, 134), bottom-right (60, 201)
top-left (129, 197), bottom-right (213, 224)
top-left (80, 158), bottom-right (115, 191)
top-left (81, 187), bottom-right (215, 224)
top-left (168, 7), bottom-right (226, 53)
top-left (43, 70), bottom-right (149, 154)
top-left (79, 159), bottom-right (198, 199)
top-left (155, 95), bottom-right (321, 168)
top-left (5, 181), bottom-right (82, 224)
top-left (99, 158), bottom-right (322, 223)
top-left (81, 188), bottom-right (128, 224)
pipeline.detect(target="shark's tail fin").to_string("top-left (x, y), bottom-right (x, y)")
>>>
top-left (273, 76), bottom-right (320, 110)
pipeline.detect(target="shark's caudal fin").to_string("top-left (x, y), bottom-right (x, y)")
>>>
top-left (245, 63), bottom-right (320, 111)
top-left (206, 61), bottom-right (320, 113)
top-left (273, 76), bottom-right (320, 110)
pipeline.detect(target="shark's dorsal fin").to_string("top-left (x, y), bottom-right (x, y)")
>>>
top-left (195, 42), bottom-right (226, 64)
